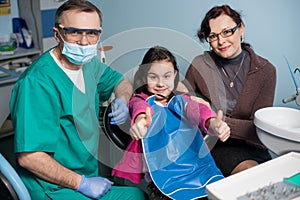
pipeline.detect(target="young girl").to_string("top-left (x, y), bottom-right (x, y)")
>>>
top-left (112, 46), bottom-right (230, 200)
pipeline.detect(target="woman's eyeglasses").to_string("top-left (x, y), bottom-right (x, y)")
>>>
top-left (206, 23), bottom-right (241, 42)
top-left (58, 24), bottom-right (102, 44)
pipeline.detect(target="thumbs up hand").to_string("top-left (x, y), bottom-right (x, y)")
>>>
top-left (208, 110), bottom-right (230, 142)
top-left (130, 107), bottom-right (152, 140)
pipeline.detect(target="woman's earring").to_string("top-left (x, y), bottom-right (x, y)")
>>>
top-left (209, 46), bottom-right (213, 51)
top-left (241, 36), bottom-right (245, 43)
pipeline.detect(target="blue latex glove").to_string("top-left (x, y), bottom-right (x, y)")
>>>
top-left (108, 98), bottom-right (129, 125)
top-left (76, 175), bottom-right (113, 199)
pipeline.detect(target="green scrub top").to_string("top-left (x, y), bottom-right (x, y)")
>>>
top-left (9, 50), bottom-right (123, 199)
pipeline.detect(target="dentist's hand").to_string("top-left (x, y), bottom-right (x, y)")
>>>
top-left (76, 175), bottom-right (113, 199)
top-left (130, 107), bottom-right (152, 140)
top-left (208, 110), bottom-right (230, 142)
top-left (108, 98), bottom-right (129, 125)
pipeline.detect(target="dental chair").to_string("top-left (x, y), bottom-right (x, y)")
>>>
top-left (0, 153), bottom-right (31, 200)
top-left (102, 102), bottom-right (132, 150)
top-left (100, 103), bottom-right (150, 192)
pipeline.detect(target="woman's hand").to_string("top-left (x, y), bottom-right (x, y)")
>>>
top-left (129, 107), bottom-right (152, 140)
top-left (190, 96), bottom-right (211, 108)
top-left (209, 110), bottom-right (230, 142)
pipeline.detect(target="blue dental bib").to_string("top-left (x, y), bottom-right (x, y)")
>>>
top-left (142, 95), bottom-right (223, 199)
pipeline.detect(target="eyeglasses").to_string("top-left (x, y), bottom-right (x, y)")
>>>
top-left (58, 24), bottom-right (102, 44)
top-left (206, 23), bottom-right (241, 42)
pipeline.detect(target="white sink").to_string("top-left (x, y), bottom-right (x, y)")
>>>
top-left (254, 107), bottom-right (300, 156)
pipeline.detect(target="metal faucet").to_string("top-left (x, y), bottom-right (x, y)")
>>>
top-left (297, 91), bottom-right (300, 106)
top-left (295, 68), bottom-right (300, 106)
top-left (282, 66), bottom-right (300, 106)
top-left (282, 88), bottom-right (300, 106)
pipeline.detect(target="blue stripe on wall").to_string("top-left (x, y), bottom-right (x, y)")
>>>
top-left (41, 9), bottom-right (56, 38)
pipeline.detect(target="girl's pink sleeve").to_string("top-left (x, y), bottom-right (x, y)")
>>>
top-left (182, 94), bottom-right (217, 133)
top-left (129, 93), bottom-right (153, 125)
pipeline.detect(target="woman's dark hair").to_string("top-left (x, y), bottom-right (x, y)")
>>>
top-left (133, 46), bottom-right (179, 96)
top-left (197, 5), bottom-right (243, 43)
top-left (55, 0), bottom-right (102, 27)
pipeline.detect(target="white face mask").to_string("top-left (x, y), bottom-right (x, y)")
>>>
top-left (61, 40), bottom-right (99, 65)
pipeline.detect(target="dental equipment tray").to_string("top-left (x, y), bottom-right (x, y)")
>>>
top-left (206, 152), bottom-right (300, 200)
top-left (237, 180), bottom-right (300, 200)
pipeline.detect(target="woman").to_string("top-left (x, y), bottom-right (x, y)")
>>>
top-left (184, 5), bottom-right (276, 177)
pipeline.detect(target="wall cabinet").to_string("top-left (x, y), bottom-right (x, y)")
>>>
top-left (17, 0), bottom-right (65, 53)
